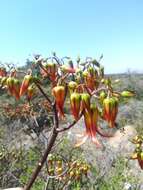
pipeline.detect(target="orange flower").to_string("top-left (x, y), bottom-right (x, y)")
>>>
top-left (75, 104), bottom-right (101, 147)
top-left (83, 69), bottom-right (98, 91)
top-left (52, 86), bottom-right (66, 119)
top-left (20, 75), bottom-right (32, 97)
top-left (48, 63), bottom-right (57, 81)
top-left (27, 85), bottom-right (35, 101)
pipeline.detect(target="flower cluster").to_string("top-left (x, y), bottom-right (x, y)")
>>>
top-left (47, 154), bottom-right (90, 182)
top-left (0, 55), bottom-right (134, 148)
top-left (130, 135), bottom-right (143, 169)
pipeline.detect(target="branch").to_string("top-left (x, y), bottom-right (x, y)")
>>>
top-left (24, 128), bottom-right (58, 190)
top-left (56, 113), bottom-right (83, 133)
top-left (91, 87), bottom-right (107, 95)
top-left (35, 82), bottom-right (52, 105)
top-left (24, 102), bottom-right (59, 190)
top-left (96, 126), bottom-right (114, 138)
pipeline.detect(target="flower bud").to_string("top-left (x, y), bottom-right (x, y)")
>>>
top-left (1, 77), bottom-right (7, 86)
top-left (103, 97), bottom-right (118, 128)
top-left (70, 92), bottom-right (81, 120)
top-left (99, 91), bottom-right (107, 103)
top-left (81, 93), bottom-right (90, 111)
top-left (130, 152), bottom-right (138, 159)
top-left (68, 81), bottom-right (78, 94)
top-left (121, 90), bottom-right (135, 97)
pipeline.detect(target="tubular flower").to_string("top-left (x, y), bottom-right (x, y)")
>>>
top-left (6, 77), bottom-right (15, 96)
top-left (1, 77), bottom-right (7, 86)
top-left (20, 74), bottom-right (33, 97)
top-left (130, 135), bottom-right (143, 169)
top-left (41, 63), bottom-right (57, 81)
top-left (103, 97), bottom-right (118, 128)
top-left (61, 65), bottom-right (76, 74)
top-left (121, 90), bottom-right (135, 97)
top-left (75, 104), bottom-right (101, 147)
top-left (68, 81), bottom-right (78, 94)
top-left (138, 152), bottom-right (143, 169)
top-left (81, 93), bottom-right (91, 111)
top-left (13, 79), bottom-right (20, 100)
top-left (99, 91), bottom-right (107, 104)
top-left (27, 85), bottom-right (35, 101)
top-left (52, 86), bottom-right (66, 118)
top-left (83, 69), bottom-right (98, 91)
top-left (70, 92), bottom-right (81, 120)
top-left (48, 63), bottom-right (57, 81)
top-left (0, 67), bottom-right (7, 77)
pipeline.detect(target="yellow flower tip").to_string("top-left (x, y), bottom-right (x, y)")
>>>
top-left (130, 152), bottom-right (138, 160)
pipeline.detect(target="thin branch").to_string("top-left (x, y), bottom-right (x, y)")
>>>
top-left (56, 113), bottom-right (83, 133)
top-left (91, 87), bottom-right (107, 95)
top-left (35, 82), bottom-right (52, 105)
top-left (96, 126), bottom-right (114, 138)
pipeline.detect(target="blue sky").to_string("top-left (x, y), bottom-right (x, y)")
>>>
top-left (0, 0), bottom-right (143, 73)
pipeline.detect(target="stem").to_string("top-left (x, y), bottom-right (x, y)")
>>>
top-left (35, 82), bottom-right (52, 105)
top-left (24, 103), bottom-right (59, 190)
top-left (24, 128), bottom-right (58, 190)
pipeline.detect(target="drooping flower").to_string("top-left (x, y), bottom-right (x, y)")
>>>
top-left (0, 67), bottom-right (7, 77)
top-left (52, 85), bottom-right (66, 118)
top-left (81, 93), bottom-right (91, 111)
top-left (13, 79), bottom-right (20, 100)
top-left (20, 74), bottom-right (33, 97)
top-left (138, 152), bottom-right (143, 169)
top-left (70, 92), bottom-right (81, 120)
top-left (27, 85), bottom-right (36, 101)
top-left (103, 97), bottom-right (118, 128)
top-left (68, 81), bottom-right (78, 94)
top-left (99, 91), bottom-right (107, 104)
top-left (40, 62), bottom-right (57, 82)
top-left (1, 77), bottom-right (8, 86)
top-left (61, 65), bottom-right (76, 74)
top-left (6, 77), bottom-right (15, 96)
top-left (48, 63), bottom-right (57, 81)
top-left (75, 104), bottom-right (101, 147)
top-left (83, 68), bottom-right (99, 91)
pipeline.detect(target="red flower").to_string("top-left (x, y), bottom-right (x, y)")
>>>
top-left (75, 104), bottom-right (101, 147)
top-left (13, 79), bottom-right (20, 100)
